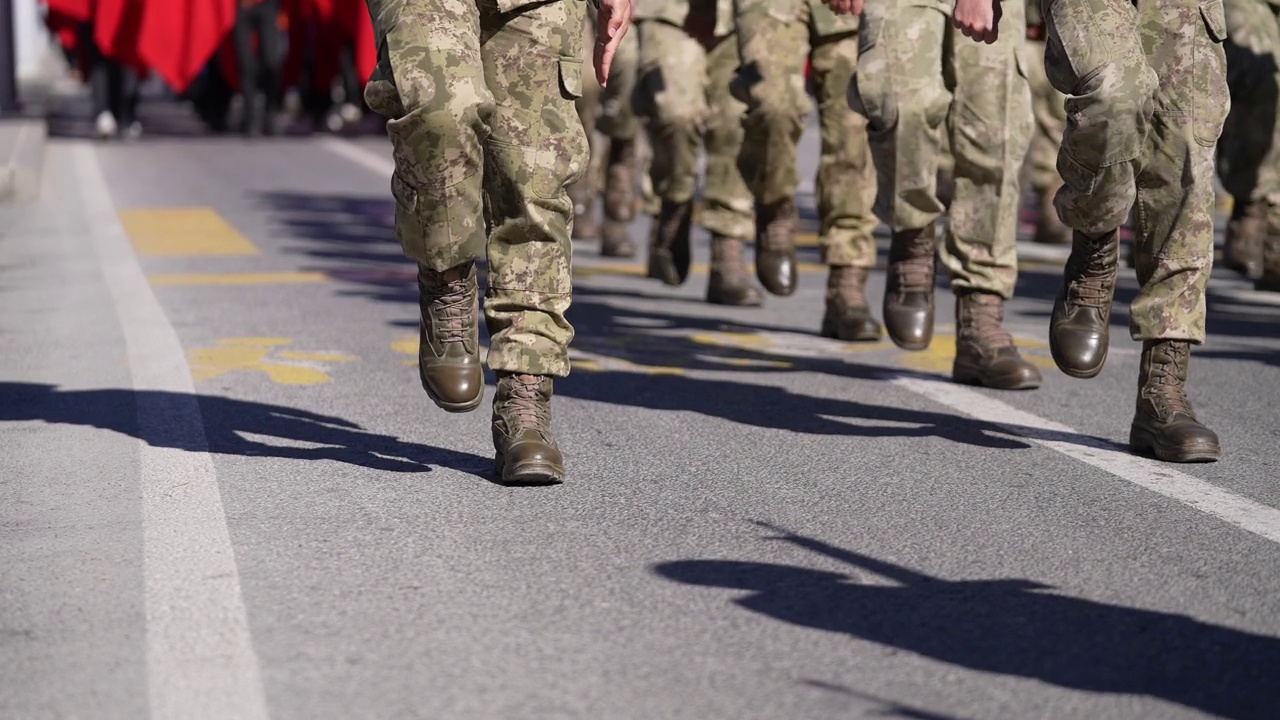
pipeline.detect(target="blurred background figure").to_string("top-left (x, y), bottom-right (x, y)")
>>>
top-left (233, 0), bottom-right (284, 137)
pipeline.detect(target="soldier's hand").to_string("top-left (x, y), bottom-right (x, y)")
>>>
top-left (594, 0), bottom-right (634, 87)
top-left (952, 0), bottom-right (1001, 44)
top-left (822, 0), bottom-right (864, 16)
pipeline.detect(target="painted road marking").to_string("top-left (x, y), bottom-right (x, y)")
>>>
top-left (189, 337), bottom-right (355, 385)
top-left (895, 376), bottom-right (1280, 546)
top-left (119, 207), bottom-right (260, 257)
top-left (77, 147), bottom-right (269, 718)
top-left (150, 272), bottom-right (329, 286)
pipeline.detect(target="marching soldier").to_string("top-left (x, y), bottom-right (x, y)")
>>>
top-left (363, 0), bottom-right (634, 483)
top-left (1023, 0), bottom-right (1070, 245)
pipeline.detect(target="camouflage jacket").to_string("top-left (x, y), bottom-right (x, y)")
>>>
top-left (635, 0), bottom-right (737, 37)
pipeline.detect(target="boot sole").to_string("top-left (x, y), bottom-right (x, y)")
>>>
top-left (1129, 427), bottom-right (1221, 463)
top-left (427, 391), bottom-right (484, 414)
top-left (952, 365), bottom-right (1042, 391)
top-left (495, 456), bottom-right (566, 485)
top-left (819, 321), bottom-right (881, 343)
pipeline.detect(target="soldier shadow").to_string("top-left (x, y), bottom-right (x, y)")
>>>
top-left (655, 522), bottom-right (1280, 720)
top-left (0, 382), bottom-right (492, 479)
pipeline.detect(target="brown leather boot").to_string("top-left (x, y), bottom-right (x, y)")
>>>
top-left (1050, 229), bottom-right (1118, 378)
top-left (1129, 340), bottom-right (1220, 463)
top-left (820, 266), bottom-right (881, 342)
top-left (1256, 233), bottom-right (1280, 291)
top-left (754, 197), bottom-right (799, 296)
top-left (883, 225), bottom-right (937, 351)
top-left (418, 262), bottom-right (483, 412)
top-left (647, 199), bottom-right (693, 286)
top-left (600, 137), bottom-right (637, 258)
top-left (1033, 185), bottom-right (1071, 245)
top-left (953, 291), bottom-right (1042, 390)
top-left (568, 185), bottom-right (598, 240)
top-left (706, 234), bottom-right (764, 306)
top-left (1224, 201), bottom-right (1263, 280)
top-left (492, 373), bottom-right (565, 483)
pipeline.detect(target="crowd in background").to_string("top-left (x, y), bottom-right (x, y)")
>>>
top-left (39, 0), bottom-right (376, 138)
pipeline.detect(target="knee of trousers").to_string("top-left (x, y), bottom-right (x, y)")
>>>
top-left (734, 68), bottom-right (809, 134)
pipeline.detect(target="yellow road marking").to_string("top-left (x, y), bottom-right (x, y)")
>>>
top-left (150, 272), bottom-right (328, 286)
top-left (189, 337), bottom-right (355, 385)
top-left (120, 207), bottom-right (259, 257)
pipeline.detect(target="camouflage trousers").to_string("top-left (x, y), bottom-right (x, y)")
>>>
top-left (1025, 37), bottom-right (1067, 195)
top-left (733, 2), bottom-right (878, 267)
top-left (364, 0), bottom-right (587, 376)
top-left (1043, 0), bottom-right (1229, 342)
top-left (1218, 0), bottom-right (1280, 219)
top-left (635, 20), bottom-right (754, 240)
top-left (853, 0), bottom-right (1031, 298)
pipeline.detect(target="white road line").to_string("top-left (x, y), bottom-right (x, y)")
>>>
top-left (75, 145), bottom-right (270, 720)
top-left (321, 136), bottom-right (395, 176)
top-left (894, 377), bottom-right (1280, 545)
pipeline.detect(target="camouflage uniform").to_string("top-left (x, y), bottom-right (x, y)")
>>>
top-left (853, 0), bottom-right (1031, 301)
top-left (1024, 0), bottom-right (1070, 244)
top-left (365, 0), bottom-right (591, 484)
top-left (1042, 0), bottom-right (1228, 462)
top-left (1218, 0), bottom-right (1280, 285)
top-left (569, 8), bottom-right (642, 247)
top-left (364, 0), bottom-right (586, 378)
top-left (635, 0), bottom-right (764, 304)
top-left (732, 0), bottom-right (878, 276)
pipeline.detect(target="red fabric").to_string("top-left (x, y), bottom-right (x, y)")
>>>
top-left (335, 0), bottom-right (375, 84)
top-left (41, 0), bottom-right (91, 55)
top-left (282, 0), bottom-right (373, 93)
top-left (134, 0), bottom-right (238, 93)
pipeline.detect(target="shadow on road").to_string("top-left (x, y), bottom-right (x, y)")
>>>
top-left (655, 522), bottom-right (1280, 720)
top-left (0, 382), bottom-right (491, 478)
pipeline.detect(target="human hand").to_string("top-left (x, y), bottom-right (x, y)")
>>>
top-left (822, 0), bottom-right (864, 16)
top-left (594, 0), bottom-right (634, 86)
top-left (952, 0), bottom-right (1001, 44)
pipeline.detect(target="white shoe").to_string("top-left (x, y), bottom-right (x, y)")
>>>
top-left (338, 102), bottom-right (362, 125)
top-left (124, 121), bottom-right (142, 140)
top-left (95, 111), bottom-right (117, 139)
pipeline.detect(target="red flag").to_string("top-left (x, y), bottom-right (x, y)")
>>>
top-left (135, 0), bottom-right (238, 93)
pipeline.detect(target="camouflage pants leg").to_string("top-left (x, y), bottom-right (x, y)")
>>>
top-left (1219, 0), bottom-right (1280, 214)
top-left (365, 0), bottom-right (587, 375)
top-left (855, 1), bottom-right (1029, 297)
top-left (811, 31), bottom-right (878, 268)
top-left (1025, 37), bottom-right (1067, 195)
top-left (597, 15), bottom-right (641, 141)
top-left (1044, 0), bottom-right (1228, 341)
top-left (733, 2), bottom-right (812, 206)
top-left (702, 35), bottom-right (755, 240)
top-left (635, 20), bottom-right (708, 205)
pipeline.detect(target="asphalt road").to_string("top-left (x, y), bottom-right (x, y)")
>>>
top-left (2, 105), bottom-right (1279, 720)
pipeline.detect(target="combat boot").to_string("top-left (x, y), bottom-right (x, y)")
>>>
top-left (417, 262), bottom-right (483, 412)
top-left (600, 137), bottom-right (638, 258)
top-left (647, 199), bottom-right (693, 286)
top-left (953, 290), bottom-right (1042, 390)
top-left (755, 198), bottom-right (799, 296)
top-left (1256, 234), bottom-right (1280, 291)
top-left (706, 234), bottom-right (764, 306)
top-left (1224, 201), bottom-right (1263, 279)
top-left (1033, 185), bottom-right (1071, 245)
top-left (883, 225), bottom-right (937, 350)
top-left (1129, 340), bottom-right (1220, 462)
top-left (820, 266), bottom-right (882, 342)
top-left (1050, 229), bottom-right (1118, 378)
top-left (492, 373), bottom-right (565, 484)
top-left (569, 188), bottom-right (599, 240)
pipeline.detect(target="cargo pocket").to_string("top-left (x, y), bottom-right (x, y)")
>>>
top-left (390, 170), bottom-right (425, 253)
top-left (531, 57), bottom-right (589, 199)
top-left (1193, 0), bottom-right (1231, 147)
top-left (1057, 149), bottom-right (1098, 196)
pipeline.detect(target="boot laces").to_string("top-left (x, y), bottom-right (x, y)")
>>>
top-left (504, 375), bottom-right (550, 431)
top-left (762, 204), bottom-right (795, 252)
top-left (1065, 238), bottom-right (1114, 308)
top-left (893, 236), bottom-right (934, 292)
top-left (423, 271), bottom-right (472, 343)
top-left (967, 297), bottom-right (1013, 349)
top-left (1148, 345), bottom-right (1194, 416)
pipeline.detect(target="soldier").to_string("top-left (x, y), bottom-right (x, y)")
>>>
top-left (732, 0), bottom-right (884, 340)
top-left (1023, 0), bottom-right (1070, 245)
top-left (1218, 0), bottom-right (1280, 287)
top-left (843, 0), bottom-right (1044, 389)
top-left (635, 0), bottom-right (765, 306)
top-left (946, 0), bottom-right (1225, 461)
top-left (363, 0), bottom-right (633, 483)
top-left (569, 8), bottom-right (642, 258)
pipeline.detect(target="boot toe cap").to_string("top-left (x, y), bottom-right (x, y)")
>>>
top-left (422, 363), bottom-right (484, 411)
top-left (499, 440), bottom-right (566, 484)
top-left (757, 252), bottom-right (798, 296)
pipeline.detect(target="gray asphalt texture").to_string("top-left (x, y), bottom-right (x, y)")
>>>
top-left (2, 103), bottom-right (1279, 720)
